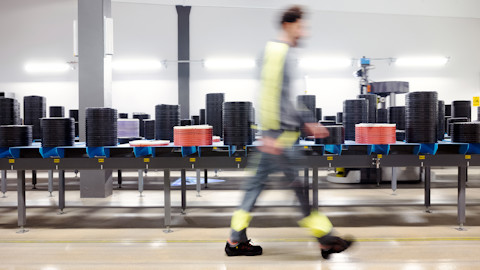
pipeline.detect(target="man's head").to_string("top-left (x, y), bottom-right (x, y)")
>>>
top-left (280, 5), bottom-right (306, 47)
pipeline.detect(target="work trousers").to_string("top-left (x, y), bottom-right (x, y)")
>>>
top-left (230, 150), bottom-right (313, 242)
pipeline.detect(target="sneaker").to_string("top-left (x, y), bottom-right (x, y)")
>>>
top-left (321, 236), bottom-right (354, 259)
top-left (225, 239), bottom-right (263, 256)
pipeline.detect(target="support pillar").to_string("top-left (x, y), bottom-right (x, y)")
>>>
top-left (80, 170), bottom-right (113, 198)
top-left (78, 0), bottom-right (113, 198)
top-left (176, 5), bottom-right (191, 119)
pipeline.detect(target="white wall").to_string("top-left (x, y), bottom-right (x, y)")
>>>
top-left (0, 0), bottom-right (178, 118)
top-left (1, 1), bottom-right (480, 120)
top-left (189, 7), bottom-right (278, 116)
top-left (190, 6), bottom-right (480, 118)
top-left (0, 0), bottom-right (78, 115)
top-left (116, 0), bottom-right (480, 19)
top-left (302, 10), bottom-right (480, 117)
top-left (111, 2), bottom-right (178, 117)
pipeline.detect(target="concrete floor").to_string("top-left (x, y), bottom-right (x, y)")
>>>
top-left (1, 168), bottom-right (480, 269)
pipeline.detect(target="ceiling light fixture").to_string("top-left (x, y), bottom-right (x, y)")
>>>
top-left (395, 57), bottom-right (449, 67)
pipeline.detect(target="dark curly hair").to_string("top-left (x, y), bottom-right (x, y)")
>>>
top-left (280, 5), bottom-right (304, 25)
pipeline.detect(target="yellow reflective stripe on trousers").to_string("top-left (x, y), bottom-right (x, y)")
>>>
top-left (259, 42), bottom-right (289, 131)
top-left (230, 209), bottom-right (252, 232)
top-left (275, 131), bottom-right (300, 148)
top-left (298, 211), bottom-right (333, 238)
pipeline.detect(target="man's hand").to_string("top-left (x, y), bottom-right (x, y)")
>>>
top-left (258, 136), bottom-right (283, 155)
top-left (304, 122), bottom-right (330, 139)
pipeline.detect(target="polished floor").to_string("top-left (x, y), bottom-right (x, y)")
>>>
top-left (0, 168), bottom-right (480, 269)
top-left (1, 226), bottom-right (480, 269)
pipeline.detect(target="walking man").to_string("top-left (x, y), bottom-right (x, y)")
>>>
top-left (225, 5), bottom-right (354, 259)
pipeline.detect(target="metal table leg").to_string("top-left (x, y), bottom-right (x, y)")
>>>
top-left (163, 169), bottom-right (172, 233)
top-left (466, 168), bottom-right (468, 184)
top-left (304, 168), bottom-right (309, 204)
top-left (196, 169), bottom-right (201, 197)
top-left (32, 170), bottom-right (37, 190)
top-left (424, 166), bottom-right (431, 213)
top-left (1, 170), bottom-right (7, 197)
top-left (17, 170), bottom-right (28, 233)
top-left (204, 169), bottom-right (208, 189)
top-left (181, 169), bottom-right (186, 214)
top-left (117, 170), bottom-right (122, 189)
top-left (376, 168), bottom-right (382, 187)
top-left (457, 166), bottom-right (467, 230)
top-left (312, 167), bottom-right (318, 210)
top-left (58, 170), bottom-right (65, 214)
top-left (48, 170), bottom-right (54, 197)
top-left (391, 167), bottom-right (397, 195)
top-left (138, 169), bottom-right (144, 197)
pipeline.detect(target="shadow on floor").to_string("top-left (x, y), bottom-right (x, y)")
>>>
top-left (0, 205), bottom-right (478, 229)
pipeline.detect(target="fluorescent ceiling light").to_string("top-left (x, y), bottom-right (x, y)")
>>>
top-left (395, 57), bottom-right (449, 67)
top-left (25, 62), bottom-right (70, 73)
top-left (112, 60), bottom-right (164, 72)
top-left (204, 59), bottom-right (256, 69)
top-left (299, 58), bottom-right (351, 70)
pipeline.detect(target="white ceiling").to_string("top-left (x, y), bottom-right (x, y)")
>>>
top-left (112, 0), bottom-right (480, 19)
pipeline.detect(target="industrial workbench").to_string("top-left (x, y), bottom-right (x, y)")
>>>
top-left (0, 142), bottom-right (475, 233)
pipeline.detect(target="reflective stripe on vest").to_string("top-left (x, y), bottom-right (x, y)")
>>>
top-left (259, 41), bottom-right (289, 131)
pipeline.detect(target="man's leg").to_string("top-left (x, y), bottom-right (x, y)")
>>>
top-left (283, 151), bottom-right (354, 259)
top-left (282, 150), bottom-right (312, 217)
top-left (229, 153), bottom-right (277, 243)
top-left (225, 153), bottom-right (279, 256)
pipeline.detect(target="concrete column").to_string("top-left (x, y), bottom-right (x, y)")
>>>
top-left (78, 0), bottom-right (113, 198)
top-left (80, 170), bottom-right (113, 198)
